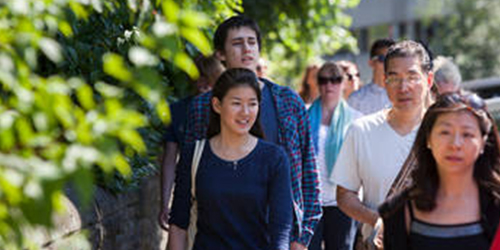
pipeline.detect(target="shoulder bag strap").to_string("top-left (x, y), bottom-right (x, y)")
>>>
top-left (191, 139), bottom-right (206, 199)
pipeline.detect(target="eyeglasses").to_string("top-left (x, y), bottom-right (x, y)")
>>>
top-left (435, 93), bottom-right (491, 133)
top-left (385, 75), bottom-right (422, 88)
top-left (318, 76), bottom-right (343, 85)
top-left (347, 73), bottom-right (360, 81)
top-left (440, 93), bottom-right (486, 111)
top-left (371, 55), bottom-right (385, 63)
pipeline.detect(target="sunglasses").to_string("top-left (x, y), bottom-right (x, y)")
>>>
top-left (371, 55), bottom-right (385, 63)
top-left (436, 92), bottom-right (492, 134)
top-left (318, 76), bottom-right (343, 85)
top-left (347, 73), bottom-right (360, 81)
top-left (441, 93), bottom-right (486, 111)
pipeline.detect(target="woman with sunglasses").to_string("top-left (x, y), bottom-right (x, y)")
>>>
top-left (308, 62), bottom-right (362, 250)
top-left (167, 68), bottom-right (293, 250)
top-left (379, 93), bottom-right (500, 250)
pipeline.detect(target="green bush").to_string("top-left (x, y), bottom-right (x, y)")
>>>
top-left (0, 0), bottom-right (217, 248)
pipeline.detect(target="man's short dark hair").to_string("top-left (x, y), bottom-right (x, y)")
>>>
top-left (213, 15), bottom-right (262, 53)
top-left (370, 38), bottom-right (396, 58)
top-left (384, 40), bottom-right (433, 74)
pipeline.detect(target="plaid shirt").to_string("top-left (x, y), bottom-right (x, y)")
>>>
top-left (184, 78), bottom-right (322, 246)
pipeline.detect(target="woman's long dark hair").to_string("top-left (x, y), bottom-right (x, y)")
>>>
top-left (206, 68), bottom-right (264, 139)
top-left (409, 93), bottom-right (500, 211)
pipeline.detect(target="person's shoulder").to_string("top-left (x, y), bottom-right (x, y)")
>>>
top-left (350, 109), bottom-right (388, 131)
top-left (348, 82), bottom-right (373, 100)
top-left (170, 97), bottom-right (192, 118)
top-left (379, 189), bottom-right (410, 220)
top-left (264, 78), bottom-right (302, 102)
top-left (188, 92), bottom-right (211, 114)
top-left (258, 139), bottom-right (287, 156)
top-left (346, 104), bottom-right (363, 121)
top-left (192, 91), bottom-right (211, 103)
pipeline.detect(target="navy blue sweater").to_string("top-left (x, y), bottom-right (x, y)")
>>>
top-left (169, 139), bottom-right (293, 250)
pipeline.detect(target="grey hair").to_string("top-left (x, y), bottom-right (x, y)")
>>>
top-left (433, 56), bottom-right (462, 87)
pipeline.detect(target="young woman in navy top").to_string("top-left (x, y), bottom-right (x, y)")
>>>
top-left (167, 68), bottom-right (293, 250)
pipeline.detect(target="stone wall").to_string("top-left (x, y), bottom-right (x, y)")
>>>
top-left (41, 174), bottom-right (168, 250)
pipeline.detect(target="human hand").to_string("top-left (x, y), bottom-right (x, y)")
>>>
top-left (373, 218), bottom-right (384, 250)
top-left (290, 241), bottom-right (307, 250)
top-left (158, 206), bottom-right (170, 231)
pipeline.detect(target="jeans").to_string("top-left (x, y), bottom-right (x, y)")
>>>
top-left (309, 206), bottom-right (356, 250)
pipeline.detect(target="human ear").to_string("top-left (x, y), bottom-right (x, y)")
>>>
top-left (426, 72), bottom-right (434, 90)
top-left (215, 50), bottom-right (226, 63)
top-left (212, 97), bottom-right (222, 114)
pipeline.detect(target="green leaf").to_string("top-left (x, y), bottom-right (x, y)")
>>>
top-left (113, 153), bottom-right (131, 177)
top-left (179, 10), bottom-right (211, 28)
top-left (103, 53), bottom-right (132, 82)
top-left (58, 21), bottom-right (74, 37)
top-left (39, 38), bottom-right (63, 63)
top-left (91, 0), bottom-right (103, 13)
top-left (0, 176), bottom-right (22, 205)
top-left (156, 99), bottom-right (171, 124)
top-left (173, 52), bottom-right (198, 79)
top-left (0, 128), bottom-right (15, 151)
top-left (15, 117), bottom-right (34, 146)
top-left (162, 0), bottom-right (179, 23)
top-left (180, 27), bottom-right (212, 55)
top-left (128, 47), bottom-right (159, 66)
top-left (118, 129), bottom-right (146, 153)
top-left (76, 84), bottom-right (96, 110)
top-left (95, 81), bottom-right (124, 98)
top-left (72, 168), bottom-right (95, 206)
top-left (69, 1), bottom-right (89, 20)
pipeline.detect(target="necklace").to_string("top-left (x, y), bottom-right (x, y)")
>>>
top-left (213, 135), bottom-right (254, 162)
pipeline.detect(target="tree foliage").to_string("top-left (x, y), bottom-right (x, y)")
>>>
top-left (0, 0), bottom-right (218, 248)
top-left (428, 0), bottom-right (500, 80)
top-left (0, 0), bottom-right (358, 248)
top-left (243, 0), bottom-right (360, 86)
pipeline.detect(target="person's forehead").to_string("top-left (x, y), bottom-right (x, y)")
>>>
top-left (433, 111), bottom-right (480, 129)
top-left (226, 26), bottom-right (257, 40)
top-left (386, 56), bottom-right (423, 73)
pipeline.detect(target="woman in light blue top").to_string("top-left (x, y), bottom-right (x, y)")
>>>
top-left (308, 62), bottom-right (362, 250)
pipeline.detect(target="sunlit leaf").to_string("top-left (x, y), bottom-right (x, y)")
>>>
top-left (95, 81), bottom-right (124, 98)
top-left (118, 129), bottom-right (146, 153)
top-left (128, 47), bottom-right (159, 66)
top-left (113, 153), bottom-right (131, 177)
top-left (103, 53), bottom-right (132, 82)
top-left (39, 38), bottom-right (63, 63)
top-left (179, 11), bottom-right (211, 28)
top-left (156, 99), bottom-right (171, 124)
top-left (0, 177), bottom-right (22, 205)
top-left (15, 117), bottom-right (34, 146)
top-left (180, 27), bottom-right (212, 55)
top-left (69, 1), bottom-right (89, 20)
top-left (162, 0), bottom-right (179, 23)
top-left (76, 84), bottom-right (95, 110)
top-left (173, 52), bottom-right (198, 79)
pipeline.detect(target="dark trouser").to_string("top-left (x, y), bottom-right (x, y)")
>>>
top-left (309, 206), bottom-right (356, 250)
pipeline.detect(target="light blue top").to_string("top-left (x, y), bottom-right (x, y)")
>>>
top-left (347, 82), bottom-right (391, 115)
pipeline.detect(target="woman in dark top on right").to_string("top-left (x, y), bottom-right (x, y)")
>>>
top-left (379, 93), bottom-right (500, 250)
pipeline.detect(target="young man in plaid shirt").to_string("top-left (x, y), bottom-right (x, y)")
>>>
top-left (182, 15), bottom-right (321, 249)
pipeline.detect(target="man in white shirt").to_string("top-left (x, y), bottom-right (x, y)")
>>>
top-left (332, 40), bottom-right (434, 249)
top-left (347, 38), bottom-right (395, 115)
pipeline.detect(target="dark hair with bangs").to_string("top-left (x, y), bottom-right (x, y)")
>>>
top-left (213, 15), bottom-right (262, 53)
top-left (409, 93), bottom-right (500, 211)
top-left (206, 68), bottom-right (264, 139)
top-left (384, 40), bottom-right (433, 75)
